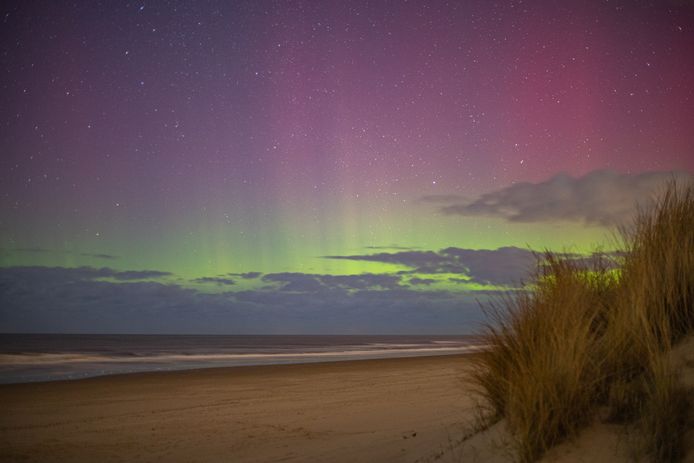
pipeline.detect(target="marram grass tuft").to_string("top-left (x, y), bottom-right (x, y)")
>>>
top-left (471, 182), bottom-right (694, 462)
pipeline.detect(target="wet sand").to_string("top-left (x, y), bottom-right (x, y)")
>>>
top-left (0, 354), bottom-right (476, 463)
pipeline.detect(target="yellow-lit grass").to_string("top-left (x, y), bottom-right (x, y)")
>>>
top-left (611, 184), bottom-right (694, 461)
top-left (471, 255), bottom-right (616, 461)
top-left (639, 352), bottom-right (689, 462)
top-left (471, 182), bottom-right (694, 462)
top-left (605, 184), bottom-right (694, 376)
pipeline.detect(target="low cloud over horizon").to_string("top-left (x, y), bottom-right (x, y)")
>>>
top-left (0, 241), bottom-right (626, 334)
top-left (0, 265), bottom-right (493, 334)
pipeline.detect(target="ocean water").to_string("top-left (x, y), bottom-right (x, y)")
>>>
top-left (0, 334), bottom-right (483, 384)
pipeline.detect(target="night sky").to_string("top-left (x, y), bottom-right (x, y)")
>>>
top-left (1, 1), bottom-right (693, 334)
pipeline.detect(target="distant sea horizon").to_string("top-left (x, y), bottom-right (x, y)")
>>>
top-left (0, 333), bottom-right (483, 384)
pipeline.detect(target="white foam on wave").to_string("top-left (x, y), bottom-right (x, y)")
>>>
top-left (0, 344), bottom-right (487, 366)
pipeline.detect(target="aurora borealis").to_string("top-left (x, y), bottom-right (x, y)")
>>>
top-left (1, 1), bottom-right (693, 333)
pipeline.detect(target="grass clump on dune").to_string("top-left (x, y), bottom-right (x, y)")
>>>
top-left (471, 182), bottom-right (694, 462)
top-left (638, 354), bottom-right (689, 462)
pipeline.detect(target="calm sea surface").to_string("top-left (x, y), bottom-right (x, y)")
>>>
top-left (0, 334), bottom-right (482, 384)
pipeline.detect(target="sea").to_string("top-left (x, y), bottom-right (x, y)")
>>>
top-left (0, 334), bottom-right (483, 384)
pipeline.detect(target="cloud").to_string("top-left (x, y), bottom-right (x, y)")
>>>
top-left (261, 272), bottom-right (402, 292)
top-left (364, 245), bottom-right (419, 250)
top-left (0, 267), bottom-right (219, 333)
top-left (326, 246), bottom-right (536, 286)
top-left (111, 270), bottom-right (172, 280)
top-left (0, 266), bottom-right (491, 334)
top-left (81, 253), bottom-right (118, 260)
top-left (440, 247), bottom-right (536, 285)
top-left (0, 266), bottom-right (171, 284)
top-left (438, 170), bottom-right (693, 226)
top-left (193, 277), bottom-right (236, 285)
top-left (261, 273), bottom-right (327, 292)
top-left (319, 273), bottom-right (402, 289)
top-left (230, 272), bottom-right (262, 279)
top-left (326, 250), bottom-right (444, 269)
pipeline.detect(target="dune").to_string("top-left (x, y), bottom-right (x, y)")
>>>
top-left (541, 335), bottom-right (694, 463)
top-left (460, 183), bottom-right (694, 462)
top-left (453, 335), bottom-right (694, 463)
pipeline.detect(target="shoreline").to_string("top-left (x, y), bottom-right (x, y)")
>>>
top-left (1, 353), bottom-right (476, 463)
top-left (6, 351), bottom-right (474, 385)
top-left (0, 349), bottom-right (479, 385)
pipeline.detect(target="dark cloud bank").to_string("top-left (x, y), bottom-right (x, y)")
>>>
top-left (0, 242), bottom-right (614, 334)
top-left (0, 243), bottom-right (545, 334)
top-left (0, 265), bottom-right (494, 334)
top-left (326, 246), bottom-right (536, 286)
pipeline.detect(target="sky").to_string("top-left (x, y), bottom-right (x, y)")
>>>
top-left (1, 0), bottom-right (693, 334)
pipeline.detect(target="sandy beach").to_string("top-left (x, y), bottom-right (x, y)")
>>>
top-left (0, 354), bottom-right (476, 463)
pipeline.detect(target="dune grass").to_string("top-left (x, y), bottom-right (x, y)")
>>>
top-left (639, 353), bottom-right (689, 462)
top-left (471, 182), bottom-right (694, 462)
